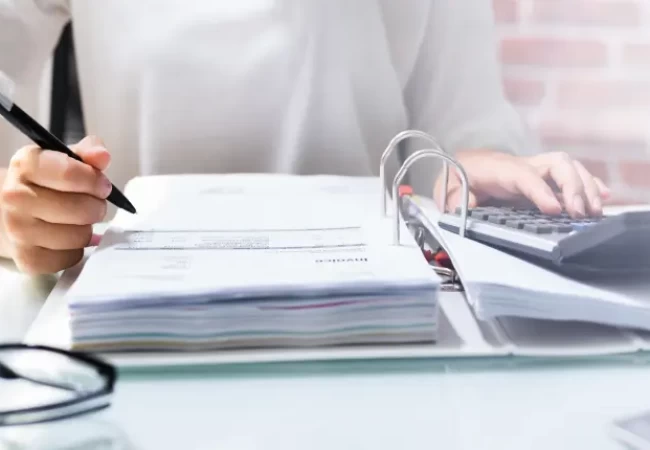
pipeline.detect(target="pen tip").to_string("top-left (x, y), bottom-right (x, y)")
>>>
top-left (105, 184), bottom-right (137, 214)
top-left (119, 197), bottom-right (137, 214)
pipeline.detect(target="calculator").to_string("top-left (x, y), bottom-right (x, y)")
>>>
top-left (437, 206), bottom-right (650, 277)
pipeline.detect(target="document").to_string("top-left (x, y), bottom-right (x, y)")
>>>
top-left (410, 195), bottom-right (650, 332)
top-left (65, 174), bottom-right (441, 351)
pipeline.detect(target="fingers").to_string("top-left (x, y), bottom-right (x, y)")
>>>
top-left (76, 134), bottom-right (105, 148)
top-left (439, 150), bottom-right (612, 217)
top-left (0, 136), bottom-right (111, 275)
top-left (444, 185), bottom-right (478, 212)
top-left (1, 181), bottom-right (107, 225)
top-left (594, 176), bottom-right (611, 200)
top-left (2, 213), bottom-right (94, 250)
top-left (11, 245), bottom-right (84, 276)
top-left (572, 160), bottom-right (602, 216)
top-left (531, 152), bottom-right (613, 217)
top-left (433, 171), bottom-right (477, 212)
top-left (543, 154), bottom-right (587, 218)
top-left (512, 167), bottom-right (563, 215)
top-left (69, 135), bottom-right (111, 171)
top-left (9, 146), bottom-right (112, 199)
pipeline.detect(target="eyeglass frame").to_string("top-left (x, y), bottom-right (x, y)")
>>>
top-left (0, 343), bottom-right (117, 426)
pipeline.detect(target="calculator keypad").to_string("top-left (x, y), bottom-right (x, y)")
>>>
top-left (454, 207), bottom-right (603, 234)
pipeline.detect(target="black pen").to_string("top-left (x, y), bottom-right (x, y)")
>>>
top-left (0, 72), bottom-right (136, 214)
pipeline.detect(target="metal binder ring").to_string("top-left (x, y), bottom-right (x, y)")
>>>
top-left (392, 149), bottom-right (470, 245)
top-left (379, 130), bottom-right (449, 216)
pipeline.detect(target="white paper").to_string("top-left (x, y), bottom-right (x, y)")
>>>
top-left (410, 196), bottom-right (650, 331)
top-left (66, 174), bottom-right (439, 311)
top-left (111, 173), bottom-right (381, 231)
top-left (63, 175), bottom-right (441, 351)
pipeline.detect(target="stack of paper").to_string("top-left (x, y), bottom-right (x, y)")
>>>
top-left (410, 196), bottom-right (650, 331)
top-left (65, 174), bottom-right (441, 352)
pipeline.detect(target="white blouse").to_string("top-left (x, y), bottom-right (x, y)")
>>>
top-left (0, 0), bottom-right (533, 196)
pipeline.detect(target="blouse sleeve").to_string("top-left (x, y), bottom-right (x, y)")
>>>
top-left (402, 1), bottom-right (541, 195)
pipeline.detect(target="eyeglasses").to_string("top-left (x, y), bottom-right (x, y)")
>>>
top-left (0, 344), bottom-right (117, 426)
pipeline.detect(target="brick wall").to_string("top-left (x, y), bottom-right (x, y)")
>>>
top-left (493, 0), bottom-right (650, 203)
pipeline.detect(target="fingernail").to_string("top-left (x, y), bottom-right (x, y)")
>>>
top-left (593, 197), bottom-right (602, 212)
top-left (89, 234), bottom-right (102, 246)
top-left (99, 176), bottom-right (112, 198)
top-left (574, 195), bottom-right (585, 216)
top-left (546, 191), bottom-right (562, 212)
top-left (91, 146), bottom-right (111, 169)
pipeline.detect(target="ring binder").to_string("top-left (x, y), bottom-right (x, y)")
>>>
top-left (430, 266), bottom-right (462, 291)
top-left (379, 130), bottom-right (450, 217)
top-left (404, 212), bottom-right (463, 292)
top-left (391, 148), bottom-right (470, 244)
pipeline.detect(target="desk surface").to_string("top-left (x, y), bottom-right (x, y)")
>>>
top-left (0, 260), bottom-right (56, 342)
top-left (2, 207), bottom-right (650, 450)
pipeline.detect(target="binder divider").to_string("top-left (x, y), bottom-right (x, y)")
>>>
top-left (379, 130), bottom-right (449, 217)
top-left (391, 148), bottom-right (470, 245)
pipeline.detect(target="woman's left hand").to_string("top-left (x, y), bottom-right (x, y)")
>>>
top-left (434, 149), bottom-right (611, 218)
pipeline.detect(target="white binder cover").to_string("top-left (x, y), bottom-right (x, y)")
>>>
top-left (23, 194), bottom-right (650, 368)
top-left (24, 247), bottom-right (650, 368)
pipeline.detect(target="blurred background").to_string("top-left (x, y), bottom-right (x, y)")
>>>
top-left (494, 0), bottom-right (650, 203)
top-left (50, 1), bottom-right (650, 203)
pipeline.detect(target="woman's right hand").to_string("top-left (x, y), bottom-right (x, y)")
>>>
top-left (0, 136), bottom-right (112, 275)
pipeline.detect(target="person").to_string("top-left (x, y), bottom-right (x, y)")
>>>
top-left (0, 1), bottom-right (609, 275)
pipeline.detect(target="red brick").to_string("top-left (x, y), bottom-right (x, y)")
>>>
top-left (531, 0), bottom-right (642, 27)
top-left (500, 37), bottom-right (608, 68)
top-left (556, 80), bottom-right (650, 109)
top-left (493, 0), bottom-right (518, 23)
top-left (620, 161), bottom-right (650, 188)
top-left (576, 158), bottom-right (610, 183)
top-left (503, 77), bottom-right (547, 106)
top-left (537, 114), bottom-right (649, 157)
top-left (623, 44), bottom-right (650, 68)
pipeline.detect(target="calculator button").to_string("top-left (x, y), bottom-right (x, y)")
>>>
top-left (488, 215), bottom-right (508, 225)
top-left (506, 220), bottom-right (526, 229)
top-left (523, 223), bottom-right (553, 233)
top-left (551, 224), bottom-right (574, 233)
top-left (471, 210), bottom-right (490, 220)
top-left (455, 207), bottom-right (473, 216)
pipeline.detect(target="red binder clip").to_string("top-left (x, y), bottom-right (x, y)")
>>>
top-left (434, 250), bottom-right (452, 269)
top-left (398, 185), bottom-right (413, 197)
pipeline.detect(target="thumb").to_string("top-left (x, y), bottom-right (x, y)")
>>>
top-left (69, 135), bottom-right (111, 172)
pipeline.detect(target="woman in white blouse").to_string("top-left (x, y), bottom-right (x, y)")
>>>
top-left (0, 0), bottom-right (609, 274)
